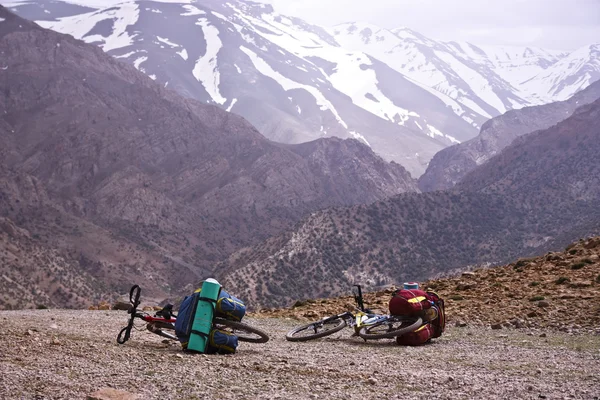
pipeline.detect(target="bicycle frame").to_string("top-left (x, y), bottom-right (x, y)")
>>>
top-left (117, 285), bottom-right (177, 344)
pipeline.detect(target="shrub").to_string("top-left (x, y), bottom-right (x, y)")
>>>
top-left (529, 281), bottom-right (540, 287)
top-left (450, 295), bottom-right (464, 301)
top-left (596, 274), bottom-right (600, 284)
top-left (555, 277), bottom-right (570, 285)
top-left (568, 249), bottom-right (578, 255)
top-left (36, 304), bottom-right (48, 310)
top-left (529, 295), bottom-right (545, 302)
top-left (571, 263), bottom-right (585, 270)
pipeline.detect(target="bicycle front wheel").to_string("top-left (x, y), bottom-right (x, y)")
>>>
top-left (285, 315), bottom-right (347, 342)
top-left (213, 318), bottom-right (269, 343)
top-left (358, 316), bottom-right (423, 339)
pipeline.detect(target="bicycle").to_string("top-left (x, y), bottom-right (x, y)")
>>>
top-left (117, 285), bottom-right (269, 345)
top-left (285, 285), bottom-right (423, 341)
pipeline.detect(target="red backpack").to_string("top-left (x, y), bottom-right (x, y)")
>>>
top-left (389, 288), bottom-right (446, 346)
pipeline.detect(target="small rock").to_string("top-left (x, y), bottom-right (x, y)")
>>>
top-left (49, 323), bottom-right (58, 330)
top-left (447, 376), bottom-right (454, 382)
top-left (367, 377), bottom-right (377, 385)
top-left (537, 300), bottom-right (550, 308)
top-left (174, 354), bottom-right (184, 359)
top-left (527, 311), bottom-right (538, 318)
top-left (50, 337), bottom-right (61, 346)
top-left (25, 330), bottom-right (34, 336)
top-left (536, 369), bottom-right (542, 374)
top-left (491, 323), bottom-right (503, 330)
top-left (455, 321), bottom-right (467, 328)
top-left (87, 388), bottom-right (140, 400)
top-left (112, 301), bottom-right (131, 311)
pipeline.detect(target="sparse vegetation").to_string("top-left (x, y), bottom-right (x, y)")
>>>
top-left (555, 277), bottom-right (570, 285)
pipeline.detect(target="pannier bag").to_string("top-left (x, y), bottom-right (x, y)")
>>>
top-left (216, 289), bottom-right (246, 321)
top-left (389, 288), bottom-right (445, 346)
top-left (206, 329), bottom-right (239, 354)
top-left (175, 287), bottom-right (247, 354)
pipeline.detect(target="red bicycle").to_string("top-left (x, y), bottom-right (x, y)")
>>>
top-left (116, 285), bottom-right (269, 345)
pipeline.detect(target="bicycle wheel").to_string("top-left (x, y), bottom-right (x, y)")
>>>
top-left (285, 315), bottom-right (347, 342)
top-left (358, 316), bottom-right (423, 339)
top-left (213, 318), bottom-right (269, 343)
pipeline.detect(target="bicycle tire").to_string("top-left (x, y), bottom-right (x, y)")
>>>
top-left (285, 316), bottom-right (347, 342)
top-left (213, 318), bottom-right (269, 343)
top-left (358, 316), bottom-right (423, 339)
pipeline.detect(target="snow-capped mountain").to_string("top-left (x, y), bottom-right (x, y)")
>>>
top-left (6, 0), bottom-right (599, 177)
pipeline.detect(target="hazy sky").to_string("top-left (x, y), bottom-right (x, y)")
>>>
top-left (256, 0), bottom-right (600, 50)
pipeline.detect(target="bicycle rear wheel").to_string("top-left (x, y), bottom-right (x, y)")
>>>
top-left (285, 315), bottom-right (347, 342)
top-left (213, 318), bottom-right (269, 343)
top-left (358, 316), bottom-right (423, 339)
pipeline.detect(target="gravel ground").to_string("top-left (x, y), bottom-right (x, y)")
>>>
top-left (1, 310), bottom-right (599, 400)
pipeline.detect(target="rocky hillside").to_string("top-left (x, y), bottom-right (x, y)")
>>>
top-left (221, 98), bottom-right (600, 308)
top-left (419, 79), bottom-right (600, 191)
top-left (0, 6), bottom-right (417, 309)
top-left (260, 236), bottom-right (600, 332)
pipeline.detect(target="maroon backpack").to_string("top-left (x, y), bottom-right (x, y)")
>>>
top-left (389, 288), bottom-right (446, 345)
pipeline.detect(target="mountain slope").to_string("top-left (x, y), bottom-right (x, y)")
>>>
top-left (221, 98), bottom-right (600, 308)
top-left (0, 5), bottom-right (417, 309)
top-left (419, 79), bottom-right (600, 191)
top-left (8, 0), bottom-right (599, 177)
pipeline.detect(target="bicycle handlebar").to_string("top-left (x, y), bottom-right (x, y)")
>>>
top-left (116, 285), bottom-right (142, 344)
top-left (352, 284), bottom-right (365, 312)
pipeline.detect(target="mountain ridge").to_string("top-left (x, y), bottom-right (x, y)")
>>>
top-left (8, 0), bottom-right (600, 177)
top-left (220, 97), bottom-right (600, 308)
top-left (0, 5), bottom-right (417, 309)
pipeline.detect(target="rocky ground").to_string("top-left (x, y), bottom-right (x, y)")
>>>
top-left (2, 237), bottom-right (599, 399)
top-left (260, 237), bottom-right (600, 333)
top-left (0, 310), bottom-right (599, 400)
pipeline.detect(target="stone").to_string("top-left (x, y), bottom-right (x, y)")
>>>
top-left (537, 300), bottom-right (550, 308)
top-left (491, 323), bottom-right (503, 330)
top-left (86, 388), bottom-right (140, 400)
top-left (50, 337), bottom-right (61, 346)
top-left (112, 302), bottom-right (131, 311)
top-left (367, 377), bottom-right (377, 385)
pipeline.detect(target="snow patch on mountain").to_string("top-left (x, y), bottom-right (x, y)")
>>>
top-left (433, 50), bottom-right (505, 115)
top-left (177, 48), bottom-right (188, 60)
top-left (37, 2), bottom-right (140, 52)
top-left (181, 4), bottom-right (205, 16)
top-left (193, 18), bottom-right (227, 105)
top-left (133, 56), bottom-right (147, 70)
top-left (156, 36), bottom-right (179, 48)
top-left (226, 98), bottom-right (237, 112)
top-left (349, 130), bottom-right (370, 146)
top-left (427, 124), bottom-right (460, 144)
top-left (240, 46), bottom-right (348, 129)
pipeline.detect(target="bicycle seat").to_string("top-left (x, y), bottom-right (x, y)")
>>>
top-left (156, 304), bottom-right (174, 319)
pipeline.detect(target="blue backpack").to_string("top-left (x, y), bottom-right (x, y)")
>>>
top-left (175, 288), bottom-right (246, 354)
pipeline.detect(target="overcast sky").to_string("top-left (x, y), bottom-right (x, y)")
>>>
top-left (256, 0), bottom-right (600, 50)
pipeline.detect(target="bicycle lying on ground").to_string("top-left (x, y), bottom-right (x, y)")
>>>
top-left (285, 285), bottom-right (423, 341)
top-left (117, 285), bottom-right (269, 345)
